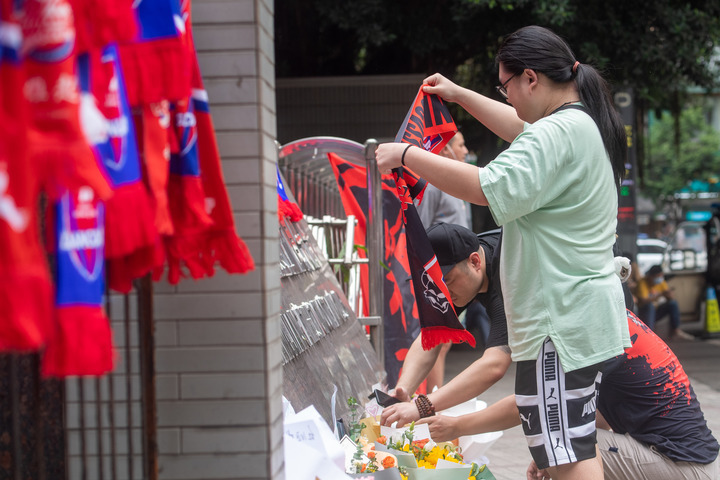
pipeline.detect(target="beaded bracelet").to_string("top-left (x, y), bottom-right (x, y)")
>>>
top-left (401, 144), bottom-right (412, 167)
top-left (414, 394), bottom-right (436, 418)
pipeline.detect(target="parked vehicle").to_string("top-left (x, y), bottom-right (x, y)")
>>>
top-left (636, 237), bottom-right (669, 276)
top-left (665, 221), bottom-right (708, 273)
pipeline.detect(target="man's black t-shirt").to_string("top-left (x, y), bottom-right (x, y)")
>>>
top-left (467, 230), bottom-right (508, 349)
top-left (599, 313), bottom-right (719, 464)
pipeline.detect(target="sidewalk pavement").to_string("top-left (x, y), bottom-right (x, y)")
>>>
top-left (444, 334), bottom-right (720, 480)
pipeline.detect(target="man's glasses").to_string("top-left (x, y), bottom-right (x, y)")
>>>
top-left (496, 72), bottom-right (518, 99)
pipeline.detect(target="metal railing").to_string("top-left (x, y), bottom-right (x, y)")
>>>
top-left (278, 137), bottom-right (384, 365)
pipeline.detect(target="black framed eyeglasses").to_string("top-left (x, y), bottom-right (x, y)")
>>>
top-left (496, 72), bottom-right (518, 99)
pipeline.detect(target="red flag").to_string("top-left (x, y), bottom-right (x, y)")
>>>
top-left (392, 88), bottom-right (474, 350)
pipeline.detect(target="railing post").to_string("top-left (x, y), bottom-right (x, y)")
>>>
top-left (364, 139), bottom-right (384, 368)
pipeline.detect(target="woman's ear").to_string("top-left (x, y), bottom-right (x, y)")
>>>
top-left (524, 68), bottom-right (539, 88)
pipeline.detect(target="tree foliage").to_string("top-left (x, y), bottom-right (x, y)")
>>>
top-left (276, 0), bottom-right (720, 99)
top-left (643, 104), bottom-right (720, 201)
top-left (275, 0), bottom-right (720, 173)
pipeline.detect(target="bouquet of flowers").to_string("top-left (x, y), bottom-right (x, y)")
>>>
top-left (375, 423), bottom-right (491, 480)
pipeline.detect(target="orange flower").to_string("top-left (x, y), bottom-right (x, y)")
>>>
top-left (367, 451), bottom-right (376, 459)
top-left (382, 456), bottom-right (396, 469)
top-left (376, 435), bottom-right (387, 445)
top-left (412, 438), bottom-right (429, 449)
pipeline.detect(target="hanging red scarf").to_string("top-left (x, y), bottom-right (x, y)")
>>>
top-left (0, 1), bottom-right (54, 352)
top-left (42, 187), bottom-right (115, 377)
top-left (109, 103), bottom-right (172, 293)
top-left (160, 91), bottom-right (214, 283)
top-left (19, 0), bottom-right (112, 201)
top-left (117, 0), bottom-right (190, 106)
top-left (138, 101), bottom-right (174, 235)
top-left (0, 134), bottom-right (54, 352)
top-left (158, 36), bottom-right (254, 284)
top-left (0, 157), bottom-right (54, 352)
top-left (78, 44), bottom-right (157, 292)
top-left (69, 0), bottom-right (136, 53)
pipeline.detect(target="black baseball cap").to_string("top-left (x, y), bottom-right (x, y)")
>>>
top-left (426, 223), bottom-right (480, 275)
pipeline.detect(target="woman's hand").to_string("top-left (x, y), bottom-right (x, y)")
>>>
top-left (380, 399), bottom-right (421, 427)
top-left (375, 142), bottom-right (409, 174)
top-left (422, 73), bottom-right (461, 103)
top-left (415, 414), bottom-right (460, 443)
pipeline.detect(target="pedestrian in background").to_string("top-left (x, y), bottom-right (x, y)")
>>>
top-left (636, 264), bottom-right (693, 340)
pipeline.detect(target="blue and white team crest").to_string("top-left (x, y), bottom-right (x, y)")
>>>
top-left (94, 43), bottom-right (141, 186)
top-left (423, 134), bottom-right (444, 152)
top-left (169, 99), bottom-right (200, 177)
top-left (56, 187), bottom-right (105, 306)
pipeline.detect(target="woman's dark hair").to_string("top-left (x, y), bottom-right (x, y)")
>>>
top-left (496, 25), bottom-right (626, 188)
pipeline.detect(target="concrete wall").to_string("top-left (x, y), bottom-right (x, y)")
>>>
top-left (276, 74), bottom-right (425, 145)
top-left (153, 1), bottom-right (282, 479)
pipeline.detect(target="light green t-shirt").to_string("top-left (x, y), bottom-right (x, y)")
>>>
top-left (478, 106), bottom-right (630, 372)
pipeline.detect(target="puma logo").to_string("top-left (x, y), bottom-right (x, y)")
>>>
top-left (546, 388), bottom-right (557, 401)
top-left (520, 412), bottom-right (532, 430)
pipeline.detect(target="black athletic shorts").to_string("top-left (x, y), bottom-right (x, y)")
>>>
top-left (515, 337), bottom-right (603, 469)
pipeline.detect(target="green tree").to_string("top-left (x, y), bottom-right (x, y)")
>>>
top-left (643, 104), bottom-right (720, 201)
top-left (275, 0), bottom-right (720, 173)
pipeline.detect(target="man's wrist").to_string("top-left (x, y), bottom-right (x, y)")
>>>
top-left (414, 394), bottom-right (436, 419)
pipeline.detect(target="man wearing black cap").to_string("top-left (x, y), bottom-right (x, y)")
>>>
top-left (636, 264), bottom-right (692, 340)
top-left (380, 222), bottom-right (513, 427)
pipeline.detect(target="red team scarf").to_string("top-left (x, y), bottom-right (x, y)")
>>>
top-left (139, 101), bottom-right (174, 236)
top-left (70, 0), bottom-right (136, 54)
top-left (392, 87), bottom-right (475, 350)
top-left (20, 0), bottom-right (112, 201)
top-left (0, 126), bottom-right (54, 351)
top-left (158, 25), bottom-right (254, 284)
top-left (189, 53), bottom-right (254, 279)
top-left (0, 1), bottom-right (53, 351)
top-left (118, 0), bottom-right (190, 107)
top-left (0, 0), bottom-right (254, 373)
top-left (42, 188), bottom-right (114, 377)
top-left (78, 44), bottom-right (158, 293)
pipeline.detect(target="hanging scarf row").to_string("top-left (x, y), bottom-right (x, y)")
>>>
top-left (0, 0), bottom-right (254, 377)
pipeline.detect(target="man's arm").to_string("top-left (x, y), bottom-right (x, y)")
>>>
top-left (393, 334), bottom-right (442, 396)
top-left (380, 345), bottom-right (512, 427)
top-left (416, 394), bottom-right (521, 442)
top-left (427, 345), bottom-right (511, 412)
